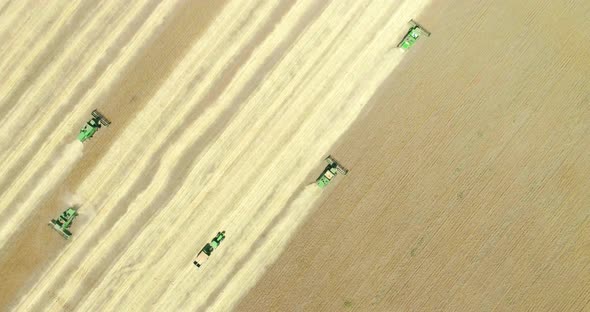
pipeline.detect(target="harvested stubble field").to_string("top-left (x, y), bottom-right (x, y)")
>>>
top-left (0, 0), bottom-right (588, 311)
top-left (240, 0), bottom-right (590, 311)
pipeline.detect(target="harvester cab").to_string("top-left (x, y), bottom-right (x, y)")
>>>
top-left (398, 19), bottom-right (431, 50)
top-left (193, 231), bottom-right (226, 268)
top-left (316, 155), bottom-right (348, 188)
top-left (49, 207), bottom-right (78, 240)
top-left (78, 109), bottom-right (111, 142)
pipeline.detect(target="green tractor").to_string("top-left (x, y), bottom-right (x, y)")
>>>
top-left (193, 231), bottom-right (226, 268)
top-left (316, 155), bottom-right (348, 188)
top-left (49, 207), bottom-right (78, 240)
top-left (398, 20), bottom-right (431, 50)
top-left (78, 109), bottom-right (110, 142)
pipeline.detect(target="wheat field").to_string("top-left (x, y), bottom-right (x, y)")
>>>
top-left (239, 0), bottom-right (590, 311)
top-left (0, 0), bottom-right (436, 311)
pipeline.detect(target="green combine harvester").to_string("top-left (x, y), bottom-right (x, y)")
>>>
top-left (398, 20), bottom-right (431, 50)
top-left (78, 109), bottom-right (110, 142)
top-left (49, 207), bottom-right (78, 240)
top-left (316, 155), bottom-right (348, 188)
top-left (193, 231), bottom-right (226, 268)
